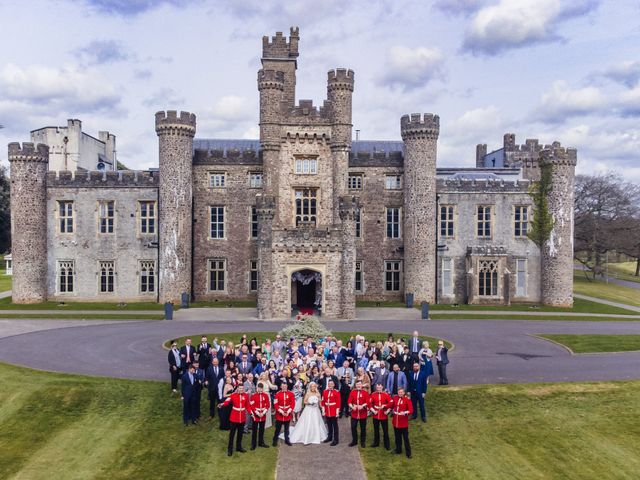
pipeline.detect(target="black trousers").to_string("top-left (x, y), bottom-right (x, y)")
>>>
top-left (326, 416), bottom-right (339, 443)
top-left (350, 417), bottom-right (366, 445)
top-left (272, 420), bottom-right (290, 445)
top-left (251, 421), bottom-right (266, 448)
top-left (194, 387), bottom-right (202, 418)
top-left (438, 363), bottom-right (448, 384)
top-left (170, 368), bottom-right (181, 390)
top-left (208, 391), bottom-right (220, 418)
top-left (372, 418), bottom-right (390, 449)
top-left (228, 422), bottom-right (244, 454)
top-left (394, 427), bottom-right (411, 457)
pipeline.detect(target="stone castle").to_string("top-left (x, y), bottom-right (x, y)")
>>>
top-left (8, 28), bottom-right (577, 318)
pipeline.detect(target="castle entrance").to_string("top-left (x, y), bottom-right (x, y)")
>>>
top-left (291, 269), bottom-right (322, 316)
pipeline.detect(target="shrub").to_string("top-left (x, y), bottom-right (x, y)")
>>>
top-left (279, 316), bottom-right (332, 341)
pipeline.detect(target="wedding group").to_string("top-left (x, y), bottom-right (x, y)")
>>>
top-left (167, 330), bottom-right (450, 458)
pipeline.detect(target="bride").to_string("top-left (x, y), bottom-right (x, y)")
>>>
top-left (284, 382), bottom-right (327, 444)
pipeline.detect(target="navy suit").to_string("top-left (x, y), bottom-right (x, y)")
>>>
top-left (181, 371), bottom-right (198, 425)
top-left (205, 364), bottom-right (225, 418)
top-left (168, 348), bottom-right (182, 390)
top-left (437, 347), bottom-right (449, 385)
top-left (193, 367), bottom-right (205, 419)
top-left (408, 368), bottom-right (429, 420)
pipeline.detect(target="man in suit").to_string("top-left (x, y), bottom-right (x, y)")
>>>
top-left (398, 345), bottom-right (414, 374)
top-left (319, 367), bottom-right (340, 395)
top-left (371, 362), bottom-right (390, 390)
top-left (409, 331), bottom-right (421, 361)
top-left (197, 336), bottom-right (211, 371)
top-left (236, 344), bottom-right (253, 365)
top-left (167, 340), bottom-right (182, 393)
top-left (321, 379), bottom-right (341, 446)
top-left (193, 361), bottom-right (205, 420)
top-left (386, 363), bottom-right (407, 396)
top-left (337, 360), bottom-right (354, 383)
top-left (407, 362), bottom-right (428, 422)
top-left (253, 356), bottom-right (268, 376)
top-left (436, 340), bottom-right (450, 385)
top-left (238, 354), bottom-right (252, 375)
top-left (180, 338), bottom-right (196, 369)
top-left (205, 357), bottom-right (224, 419)
top-left (181, 364), bottom-right (198, 426)
top-left (271, 334), bottom-right (286, 356)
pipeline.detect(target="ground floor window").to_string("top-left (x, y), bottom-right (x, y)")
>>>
top-left (250, 260), bottom-right (258, 292)
top-left (209, 259), bottom-right (226, 292)
top-left (99, 261), bottom-right (115, 293)
top-left (442, 258), bottom-right (453, 296)
top-left (385, 260), bottom-right (401, 291)
top-left (355, 261), bottom-right (363, 292)
top-left (140, 260), bottom-right (156, 294)
top-left (58, 260), bottom-right (74, 293)
top-left (516, 258), bottom-right (527, 296)
top-left (478, 259), bottom-right (498, 296)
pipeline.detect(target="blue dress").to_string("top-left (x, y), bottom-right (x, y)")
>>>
top-left (420, 351), bottom-right (435, 377)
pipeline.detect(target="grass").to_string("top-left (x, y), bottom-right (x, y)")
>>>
top-left (574, 276), bottom-right (640, 308)
top-left (163, 332), bottom-right (452, 350)
top-left (430, 314), bottom-right (639, 321)
top-left (0, 363), bottom-right (277, 480)
top-left (0, 297), bottom-right (166, 311)
top-left (607, 261), bottom-right (640, 283)
top-left (538, 334), bottom-right (640, 353)
top-left (0, 313), bottom-right (163, 320)
top-left (0, 274), bottom-right (11, 293)
top-left (361, 381), bottom-right (640, 480)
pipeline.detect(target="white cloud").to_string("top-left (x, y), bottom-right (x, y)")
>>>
top-left (378, 46), bottom-right (444, 90)
top-left (601, 60), bottom-right (640, 88)
top-left (449, 105), bottom-right (502, 135)
top-left (198, 95), bottom-right (257, 137)
top-left (462, 0), bottom-right (598, 55)
top-left (434, 0), bottom-right (486, 16)
top-left (617, 84), bottom-right (640, 116)
top-left (535, 80), bottom-right (608, 120)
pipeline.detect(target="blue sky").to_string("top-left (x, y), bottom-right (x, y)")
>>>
top-left (0, 0), bottom-right (639, 180)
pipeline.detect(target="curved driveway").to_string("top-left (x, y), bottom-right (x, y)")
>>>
top-left (0, 318), bottom-right (639, 385)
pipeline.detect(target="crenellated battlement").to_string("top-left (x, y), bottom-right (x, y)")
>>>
top-left (258, 69), bottom-right (285, 89)
top-left (262, 27), bottom-right (299, 60)
top-left (400, 113), bottom-right (440, 140)
top-left (193, 148), bottom-right (262, 165)
top-left (46, 169), bottom-right (160, 187)
top-left (155, 110), bottom-right (196, 135)
top-left (540, 146), bottom-right (578, 167)
top-left (327, 69), bottom-right (355, 90)
top-left (288, 99), bottom-right (329, 120)
top-left (8, 142), bottom-right (49, 162)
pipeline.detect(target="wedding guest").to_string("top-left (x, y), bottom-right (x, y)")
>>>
top-left (249, 383), bottom-right (271, 450)
top-left (371, 361), bottom-right (390, 390)
top-left (253, 356), bottom-right (268, 376)
top-left (409, 330), bottom-right (421, 361)
top-left (180, 338), bottom-right (196, 369)
top-left (337, 360), bottom-right (354, 382)
top-left (197, 336), bottom-right (211, 370)
top-left (292, 373), bottom-right (304, 422)
top-left (257, 371), bottom-right (275, 429)
top-left (271, 349), bottom-right (284, 370)
top-left (261, 339), bottom-right (272, 360)
top-left (180, 364), bottom-right (198, 426)
top-left (419, 340), bottom-right (435, 380)
top-left (436, 340), bottom-right (450, 385)
top-left (319, 367), bottom-right (339, 395)
top-left (407, 362), bottom-right (428, 422)
top-left (218, 378), bottom-right (235, 431)
top-left (238, 354), bottom-right (252, 375)
top-left (386, 363), bottom-right (407, 396)
top-left (386, 344), bottom-right (399, 368)
top-left (321, 379), bottom-right (341, 446)
top-left (391, 387), bottom-right (413, 458)
top-left (205, 357), bottom-right (224, 419)
top-left (193, 361), bottom-right (205, 420)
top-left (272, 382), bottom-right (295, 446)
top-left (339, 372), bottom-right (353, 418)
top-left (369, 383), bottom-right (391, 450)
top-left (167, 340), bottom-right (182, 393)
top-left (221, 384), bottom-right (249, 456)
top-left (348, 380), bottom-right (370, 448)
top-left (271, 334), bottom-right (286, 356)
top-left (355, 366), bottom-right (372, 393)
top-left (243, 374), bottom-right (256, 433)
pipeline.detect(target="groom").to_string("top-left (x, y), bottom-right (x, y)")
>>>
top-left (321, 379), bottom-right (341, 446)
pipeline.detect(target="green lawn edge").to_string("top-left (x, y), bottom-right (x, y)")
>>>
top-left (536, 334), bottom-right (640, 354)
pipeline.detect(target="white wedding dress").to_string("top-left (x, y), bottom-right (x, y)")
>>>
top-left (282, 394), bottom-right (327, 445)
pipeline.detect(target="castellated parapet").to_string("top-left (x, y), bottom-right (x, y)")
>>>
top-left (9, 142), bottom-right (49, 303)
top-left (401, 113), bottom-right (440, 304)
top-left (155, 110), bottom-right (196, 303)
top-left (262, 27), bottom-right (299, 107)
top-left (539, 146), bottom-right (577, 307)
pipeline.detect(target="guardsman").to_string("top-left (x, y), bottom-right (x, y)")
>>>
top-left (249, 382), bottom-right (271, 450)
top-left (391, 387), bottom-right (413, 458)
top-left (221, 384), bottom-right (249, 456)
top-left (321, 379), bottom-right (341, 446)
top-left (369, 382), bottom-right (392, 450)
top-left (272, 382), bottom-right (295, 446)
top-left (348, 379), bottom-right (370, 447)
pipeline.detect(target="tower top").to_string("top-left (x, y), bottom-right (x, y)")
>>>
top-left (155, 110), bottom-right (196, 136)
top-left (8, 142), bottom-right (49, 162)
top-left (262, 27), bottom-right (299, 61)
top-left (400, 113), bottom-right (440, 140)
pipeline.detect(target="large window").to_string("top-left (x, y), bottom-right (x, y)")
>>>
top-left (250, 260), bottom-right (258, 292)
top-left (514, 206), bottom-right (529, 237)
top-left (249, 172), bottom-right (263, 188)
top-left (385, 260), bottom-right (402, 291)
top-left (99, 261), bottom-right (115, 293)
top-left (139, 201), bottom-right (156, 234)
top-left (440, 205), bottom-right (455, 238)
top-left (477, 206), bottom-right (492, 238)
top-left (140, 260), bottom-right (156, 294)
top-left (251, 206), bottom-right (259, 239)
top-left (442, 258), bottom-right (453, 296)
top-left (295, 188), bottom-right (317, 225)
top-left (516, 259), bottom-right (527, 296)
top-left (355, 261), bottom-right (363, 292)
top-left (99, 201), bottom-right (115, 234)
top-left (294, 157), bottom-right (317, 174)
top-left (386, 207), bottom-right (401, 239)
top-left (209, 172), bottom-right (226, 188)
top-left (348, 174), bottom-right (363, 190)
top-left (355, 208), bottom-right (362, 238)
top-left (58, 201), bottom-right (74, 234)
top-left (210, 206), bottom-right (225, 239)
top-left (478, 260), bottom-right (498, 296)
top-left (385, 175), bottom-right (402, 190)
top-left (58, 260), bottom-right (74, 293)
top-left (208, 259), bottom-right (226, 292)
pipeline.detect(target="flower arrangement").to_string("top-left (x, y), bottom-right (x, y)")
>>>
top-left (279, 315), bottom-right (331, 341)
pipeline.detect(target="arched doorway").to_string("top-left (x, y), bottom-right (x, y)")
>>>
top-left (291, 269), bottom-right (322, 316)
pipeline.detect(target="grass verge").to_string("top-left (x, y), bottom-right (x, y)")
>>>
top-left (0, 314), bottom-right (163, 320)
top-left (537, 334), bottom-right (640, 353)
top-left (574, 276), bottom-right (640, 307)
top-left (429, 314), bottom-right (639, 321)
top-left (0, 274), bottom-right (10, 293)
top-left (0, 297), bottom-right (166, 311)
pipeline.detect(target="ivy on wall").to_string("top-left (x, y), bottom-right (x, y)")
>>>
top-left (527, 161), bottom-right (554, 247)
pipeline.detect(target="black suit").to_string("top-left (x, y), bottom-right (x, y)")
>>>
top-left (205, 364), bottom-right (225, 417)
top-left (319, 374), bottom-right (340, 394)
top-left (197, 343), bottom-right (211, 370)
top-left (168, 348), bottom-right (182, 390)
top-left (179, 345), bottom-right (196, 368)
top-left (437, 347), bottom-right (449, 385)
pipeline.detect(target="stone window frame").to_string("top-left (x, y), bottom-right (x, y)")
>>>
top-left (476, 205), bottom-right (493, 239)
top-left (56, 200), bottom-right (75, 235)
top-left (439, 204), bottom-right (456, 239)
top-left (513, 205), bottom-right (530, 238)
top-left (384, 174), bottom-right (402, 190)
top-left (355, 260), bottom-right (364, 293)
top-left (250, 206), bottom-right (259, 239)
top-left (208, 258), bottom-right (227, 292)
top-left (208, 171), bottom-right (226, 188)
top-left (97, 200), bottom-right (115, 235)
top-left (294, 188), bottom-right (318, 226)
top-left (384, 259), bottom-right (402, 292)
top-left (209, 205), bottom-right (225, 240)
top-left (385, 207), bottom-right (402, 239)
top-left (477, 258), bottom-right (499, 297)
top-left (57, 260), bottom-right (75, 295)
top-left (515, 258), bottom-right (527, 297)
top-left (355, 207), bottom-right (362, 239)
top-left (249, 259), bottom-right (259, 292)
top-left (137, 200), bottom-right (157, 236)
top-left (441, 257), bottom-right (454, 297)
top-left (98, 260), bottom-right (116, 294)
top-left (249, 172), bottom-right (263, 189)
top-left (348, 173), bottom-right (363, 190)
top-left (294, 156), bottom-right (318, 175)
top-left (139, 260), bottom-right (156, 295)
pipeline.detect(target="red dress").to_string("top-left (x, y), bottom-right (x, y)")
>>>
top-left (249, 392), bottom-right (271, 423)
top-left (390, 395), bottom-right (413, 429)
top-left (274, 390), bottom-right (295, 422)
top-left (222, 392), bottom-right (250, 424)
top-left (321, 389), bottom-right (341, 417)
top-left (369, 391), bottom-right (392, 420)
top-left (348, 389), bottom-right (370, 420)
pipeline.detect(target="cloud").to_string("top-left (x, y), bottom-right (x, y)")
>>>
top-left (448, 105), bottom-right (503, 138)
top-left (535, 80), bottom-right (608, 121)
top-left (462, 0), bottom-right (599, 56)
top-left (142, 88), bottom-right (185, 108)
top-left (618, 85), bottom-right (640, 117)
top-left (434, 0), bottom-right (486, 16)
top-left (601, 60), bottom-right (640, 88)
top-left (198, 95), bottom-right (257, 136)
top-left (378, 46), bottom-right (444, 90)
top-left (73, 40), bottom-right (130, 65)
top-left (78, 0), bottom-right (200, 16)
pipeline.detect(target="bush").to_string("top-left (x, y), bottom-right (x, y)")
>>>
top-left (279, 316), bottom-right (332, 341)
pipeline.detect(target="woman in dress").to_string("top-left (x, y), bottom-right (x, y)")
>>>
top-left (257, 371), bottom-right (274, 428)
top-left (218, 377), bottom-right (234, 430)
top-left (419, 340), bottom-right (435, 380)
top-left (292, 373), bottom-right (304, 422)
top-left (285, 382), bottom-right (327, 444)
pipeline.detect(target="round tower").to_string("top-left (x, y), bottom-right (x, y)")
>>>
top-left (258, 69), bottom-right (284, 198)
top-left (339, 195), bottom-right (358, 319)
top-left (256, 194), bottom-right (276, 320)
top-left (401, 113), bottom-right (440, 305)
top-left (8, 142), bottom-right (49, 303)
top-left (155, 110), bottom-right (196, 303)
top-left (327, 68), bottom-right (354, 223)
top-left (540, 146), bottom-right (577, 307)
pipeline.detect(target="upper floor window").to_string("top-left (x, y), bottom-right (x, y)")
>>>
top-left (140, 260), bottom-right (156, 294)
top-left (210, 206), bottom-right (225, 239)
top-left (99, 201), bottom-right (115, 234)
top-left (355, 261), bottom-right (363, 293)
top-left (99, 261), bottom-right (115, 293)
top-left (386, 207), bottom-right (401, 239)
top-left (139, 201), bottom-right (156, 235)
top-left (440, 205), bottom-right (455, 238)
top-left (295, 157), bottom-right (317, 175)
top-left (477, 206), bottom-right (492, 238)
top-left (58, 260), bottom-right (74, 293)
top-left (58, 201), bottom-right (74, 234)
top-left (355, 208), bottom-right (362, 238)
top-left (348, 174), bottom-right (363, 190)
top-left (514, 206), bottom-right (529, 237)
top-left (209, 172), bottom-right (226, 188)
top-left (385, 175), bottom-right (402, 190)
top-left (251, 206), bottom-right (259, 239)
top-left (249, 172), bottom-right (263, 188)
top-left (295, 188), bottom-right (317, 225)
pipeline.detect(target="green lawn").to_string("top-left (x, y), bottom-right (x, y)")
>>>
top-left (430, 314), bottom-right (639, 321)
top-left (606, 261), bottom-right (640, 283)
top-left (0, 274), bottom-right (11, 293)
top-left (0, 313), bottom-right (163, 320)
top-left (361, 381), bottom-right (640, 480)
top-left (538, 334), bottom-right (640, 353)
top-left (574, 276), bottom-right (640, 308)
top-left (0, 297), bottom-right (166, 311)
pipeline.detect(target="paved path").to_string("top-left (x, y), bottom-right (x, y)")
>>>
top-left (574, 293), bottom-right (640, 313)
top-left (0, 290), bottom-right (11, 299)
top-left (0, 309), bottom-right (162, 315)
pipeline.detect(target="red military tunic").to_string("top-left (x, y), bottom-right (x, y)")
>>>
top-left (274, 390), bottom-right (295, 422)
top-left (369, 391), bottom-right (392, 420)
top-left (321, 388), bottom-right (341, 417)
top-left (348, 389), bottom-right (370, 420)
top-left (222, 392), bottom-right (250, 424)
top-left (390, 395), bottom-right (413, 429)
top-left (249, 392), bottom-right (271, 423)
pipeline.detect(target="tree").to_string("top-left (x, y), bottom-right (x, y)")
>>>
top-left (0, 165), bottom-right (10, 254)
top-left (527, 162), bottom-right (554, 247)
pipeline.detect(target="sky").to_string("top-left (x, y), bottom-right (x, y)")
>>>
top-left (0, 0), bottom-right (639, 180)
